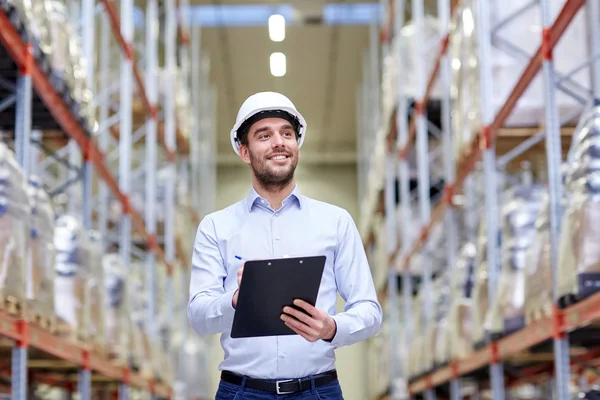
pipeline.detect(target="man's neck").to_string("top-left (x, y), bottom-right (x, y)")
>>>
top-left (253, 179), bottom-right (296, 210)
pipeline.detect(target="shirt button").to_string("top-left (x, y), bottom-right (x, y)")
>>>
top-left (280, 353), bottom-right (286, 358)
top-left (274, 213), bottom-right (278, 217)
top-left (275, 236), bottom-right (280, 241)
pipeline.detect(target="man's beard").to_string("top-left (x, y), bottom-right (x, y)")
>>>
top-left (249, 150), bottom-right (297, 192)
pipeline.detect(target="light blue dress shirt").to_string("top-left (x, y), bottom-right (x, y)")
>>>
top-left (187, 185), bottom-right (382, 379)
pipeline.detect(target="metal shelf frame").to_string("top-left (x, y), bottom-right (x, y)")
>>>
top-left (0, 1), bottom-right (214, 399)
top-left (362, 0), bottom-right (600, 398)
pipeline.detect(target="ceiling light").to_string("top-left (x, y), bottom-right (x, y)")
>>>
top-left (270, 52), bottom-right (286, 77)
top-left (268, 14), bottom-right (285, 42)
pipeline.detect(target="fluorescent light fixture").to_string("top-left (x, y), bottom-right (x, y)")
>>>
top-left (270, 52), bottom-right (286, 77)
top-left (268, 14), bottom-right (285, 41)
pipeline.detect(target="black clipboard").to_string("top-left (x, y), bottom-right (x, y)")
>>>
top-left (231, 255), bottom-right (326, 338)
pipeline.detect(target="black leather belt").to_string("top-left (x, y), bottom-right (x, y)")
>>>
top-left (220, 370), bottom-right (338, 395)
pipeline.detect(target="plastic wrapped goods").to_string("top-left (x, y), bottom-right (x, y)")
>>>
top-left (7, 0), bottom-right (53, 58)
top-left (25, 176), bottom-right (56, 323)
top-left (444, 242), bottom-right (477, 361)
top-left (0, 143), bottom-right (30, 312)
top-left (54, 214), bottom-right (91, 339)
top-left (449, 0), bottom-right (590, 160)
top-left (524, 194), bottom-right (554, 323)
top-left (86, 232), bottom-right (106, 353)
top-left (471, 218), bottom-right (493, 348)
top-left (103, 253), bottom-right (128, 360)
top-left (557, 109), bottom-right (600, 303)
top-left (432, 272), bottom-right (453, 367)
top-left (485, 184), bottom-right (545, 338)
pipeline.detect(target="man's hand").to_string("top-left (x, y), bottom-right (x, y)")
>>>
top-left (280, 299), bottom-right (337, 342)
top-left (232, 263), bottom-right (244, 309)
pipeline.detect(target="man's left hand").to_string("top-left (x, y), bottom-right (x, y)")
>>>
top-left (281, 299), bottom-right (337, 342)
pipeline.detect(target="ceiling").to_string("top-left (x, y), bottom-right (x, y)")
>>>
top-left (189, 0), bottom-right (380, 165)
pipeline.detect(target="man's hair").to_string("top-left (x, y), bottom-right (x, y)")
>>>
top-left (236, 110), bottom-right (301, 146)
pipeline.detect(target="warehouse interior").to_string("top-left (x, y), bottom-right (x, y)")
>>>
top-left (1, 0), bottom-right (600, 399)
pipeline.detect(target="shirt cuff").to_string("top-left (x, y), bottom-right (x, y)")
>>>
top-left (328, 314), bottom-right (350, 348)
top-left (219, 289), bottom-right (237, 326)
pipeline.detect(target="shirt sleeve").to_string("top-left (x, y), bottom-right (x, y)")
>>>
top-left (187, 215), bottom-right (236, 335)
top-left (328, 210), bottom-right (383, 348)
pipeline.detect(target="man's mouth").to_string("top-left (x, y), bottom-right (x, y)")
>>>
top-left (268, 154), bottom-right (289, 161)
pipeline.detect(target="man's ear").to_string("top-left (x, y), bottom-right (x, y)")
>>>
top-left (239, 144), bottom-right (251, 165)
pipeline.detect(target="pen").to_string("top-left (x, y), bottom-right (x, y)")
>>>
top-left (235, 255), bottom-right (242, 260)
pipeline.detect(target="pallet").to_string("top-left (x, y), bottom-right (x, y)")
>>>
top-left (524, 300), bottom-right (553, 325)
top-left (0, 294), bottom-right (23, 317)
top-left (28, 312), bottom-right (56, 334)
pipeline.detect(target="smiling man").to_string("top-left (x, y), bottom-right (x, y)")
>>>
top-left (187, 91), bottom-right (382, 400)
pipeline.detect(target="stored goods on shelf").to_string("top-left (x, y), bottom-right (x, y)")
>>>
top-left (8, 0), bottom-right (53, 60)
top-left (433, 271), bottom-right (452, 367)
top-left (0, 142), bottom-right (29, 313)
top-left (485, 181), bottom-right (544, 338)
top-left (449, 0), bottom-right (590, 161)
top-left (445, 242), bottom-right (477, 361)
top-left (25, 175), bottom-right (56, 326)
top-left (54, 214), bottom-right (92, 340)
top-left (557, 106), bottom-right (600, 305)
top-left (103, 252), bottom-right (129, 362)
top-left (470, 217), bottom-right (491, 348)
top-left (86, 231), bottom-right (106, 353)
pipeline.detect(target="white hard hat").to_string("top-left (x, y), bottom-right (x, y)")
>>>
top-left (230, 91), bottom-right (307, 155)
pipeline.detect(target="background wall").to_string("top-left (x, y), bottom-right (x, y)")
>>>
top-left (203, 162), bottom-right (370, 400)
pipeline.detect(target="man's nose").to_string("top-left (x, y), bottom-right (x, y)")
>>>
top-left (272, 133), bottom-right (285, 146)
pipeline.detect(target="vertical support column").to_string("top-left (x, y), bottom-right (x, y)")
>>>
top-left (586, 0), bottom-right (600, 104)
top-left (411, 0), bottom-right (433, 398)
top-left (79, 2), bottom-right (95, 399)
top-left (391, 0), bottom-right (407, 398)
top-left (436, 0), bottom-right (459, 397)
top-left (145, 0), bottom-right (159, 343)
top-left (14, 45), bottom-right (32, 175)
top-left (12, 39), bottom-right (32, 400)
top-left (164, 0), bottom-right (178, 350)
top-left (97, 7), bottom-right (111, 251)
top-left (190, 24), bottom-right (201, 213)
top-left (539, 0), bottom-right (570, 398)
top-left (119, 0), bottom-right (134, 271)
top-left (474, 0), bottom-right (504, 398)
top-left (81, 0), bottom-right (95, 232)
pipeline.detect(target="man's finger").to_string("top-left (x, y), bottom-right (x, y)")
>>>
top-left (293, 299), bottom-right (317, 315)
top-left (283, 307), bottom-right (314, 326)
top-left (282, 314), bottom-right (317, 337)
top-left (285, 322), bottom-right (316, 342)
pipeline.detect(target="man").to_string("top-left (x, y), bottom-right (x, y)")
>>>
top-left (187, 91), bottom-right (382, 399)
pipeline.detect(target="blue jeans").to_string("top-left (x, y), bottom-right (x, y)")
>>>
top-left (215, 376), bottom-right (345, 399)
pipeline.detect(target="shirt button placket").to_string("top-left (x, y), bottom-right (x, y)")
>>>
top-left (272, 212), bottom-right (281, 257)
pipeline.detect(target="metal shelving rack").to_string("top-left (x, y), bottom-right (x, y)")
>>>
top-left (361, 0), bottom-right (600, 398)
top-left (0, 1), bottom-right (215, 399)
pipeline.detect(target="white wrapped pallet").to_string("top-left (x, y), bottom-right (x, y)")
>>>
top-left (0, 143), bottom-right (29, 314)
top-left (432, 271), bottom-right (452, 367)
top-left (103, 253), bottom-right (129, 363)
top-left (86, 231), bottom-right (106, 354)
top-left (53, 214), bottom-right (91, 340)
top-left (7, 0), bottom-right (53, 57)
top-left (445, 242), bottom-right (478, 361)
top-left (471, 218), bottom-right (491, 348)
top-left (449, 0), bottom-right (590, 161)
top-left (485, 184), bottom-right (545, 338)
top-left (524, 193), bottom-right (554, 323)
top-left (25, 176), bottom-right (56, 329)
top-left (557, 106), bottom-right (600, 305)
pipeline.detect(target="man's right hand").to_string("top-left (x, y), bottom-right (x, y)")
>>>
top-left (232, 262), bottom-right (244, 309)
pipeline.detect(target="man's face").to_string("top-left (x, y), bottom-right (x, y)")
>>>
top-left (240, 117), bottom-right (299, 189)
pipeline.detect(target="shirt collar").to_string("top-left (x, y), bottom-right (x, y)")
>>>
top-left (246, 185), bottom-right (304, 212)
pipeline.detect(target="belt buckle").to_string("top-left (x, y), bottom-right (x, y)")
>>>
top-left (275, 379), bottom-right (296, 395)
